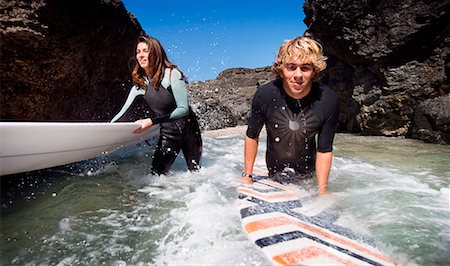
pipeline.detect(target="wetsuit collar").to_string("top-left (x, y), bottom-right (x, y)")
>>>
top-left (276, 79), bottom-right (320, 108)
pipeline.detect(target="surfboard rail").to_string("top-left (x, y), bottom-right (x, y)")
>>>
top-left (0, 122), bottom-right (159, 176)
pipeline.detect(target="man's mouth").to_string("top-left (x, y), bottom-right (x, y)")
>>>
top-left (292, 81), bottom-right (303, 88)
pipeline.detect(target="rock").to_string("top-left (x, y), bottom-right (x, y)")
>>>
top-left (411, 95), bottom-right (450, 144)
top-left (0, 0), bottom-right (144, 121)
top-left (304, 0), bottom-right (450, 143)
top-left (188, 66), bottom-right (273, 131)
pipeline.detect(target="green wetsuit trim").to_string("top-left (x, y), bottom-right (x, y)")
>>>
top-left (165, 68), bottom-right (189, 120)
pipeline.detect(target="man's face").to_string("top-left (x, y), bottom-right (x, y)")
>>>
top-left (280, 58), bottom-right (315, 99)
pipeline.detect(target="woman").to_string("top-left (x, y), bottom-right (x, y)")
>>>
top-left (111, 36), bottom-right (202, 174)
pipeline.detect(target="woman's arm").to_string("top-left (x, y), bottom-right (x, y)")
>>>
top-left (168, 68), bottom-right (189, 119)
top-left (110, 85), bottom-right (145, 123)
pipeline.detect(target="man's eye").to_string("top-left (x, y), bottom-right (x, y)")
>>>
top-left (286, 64), bottom-right (297, 71)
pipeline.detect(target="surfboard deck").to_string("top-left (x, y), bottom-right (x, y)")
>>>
top-left (236, 166), bottom-right (396, 266)
top-left (0, 122), bottom-right (159, 176)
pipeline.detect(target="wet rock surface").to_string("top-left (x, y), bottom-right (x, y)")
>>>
top-left (304, 0), bottom-right (450, 143)
top-left (188, 66), bottom-right (273, 131)
top-left (1, 0), bottom-right (144, 121)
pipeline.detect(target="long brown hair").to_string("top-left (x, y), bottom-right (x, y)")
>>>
top-left (132, 36), bottom-right (182, 89)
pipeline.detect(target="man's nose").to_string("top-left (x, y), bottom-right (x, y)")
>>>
top-left (293, 67), bottom-right (302, 77)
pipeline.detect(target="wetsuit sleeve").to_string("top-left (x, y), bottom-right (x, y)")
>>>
top-left (168, 68), bottom-right (189, 119)
top-left (317, 93), bottom-right (340, 152)
top-left (246, 88), bottom-right (265, 138)
top-left (151, 68), bottom-right (189, 125)
top-left (110, 85), bottom-right (145, 123)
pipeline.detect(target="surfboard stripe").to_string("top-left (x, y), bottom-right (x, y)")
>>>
top-left (239, 200), bottom-right (305, 219)
top-left (244, 216), bottom-right (393, 265)
top-left (241, 181), bottom-right (286, 194)
top-left (273, 246), bottom-right (362, 266)
top-left (239, 195), bottom-right (373, 245)
top-left (259, 179), bottom-right (298, 191)
top-left (256, 231), bottom-right (384, 265)
top-left (237, 187), bottom-right (300, 202)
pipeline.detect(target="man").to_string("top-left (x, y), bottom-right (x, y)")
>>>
top-left (242, 36), bottom-right (339, 195)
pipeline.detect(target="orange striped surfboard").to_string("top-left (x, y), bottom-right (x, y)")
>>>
top-left (236, 166), bottom-right (396, 266)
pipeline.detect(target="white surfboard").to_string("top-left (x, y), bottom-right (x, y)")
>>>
top-left (0, 122), bottom-right (159, 176)
top-left (236, 163), bottom-right (396, 266)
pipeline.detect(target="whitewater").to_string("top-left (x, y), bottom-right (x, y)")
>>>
top-left (1, 128), bottom-right (449, 265)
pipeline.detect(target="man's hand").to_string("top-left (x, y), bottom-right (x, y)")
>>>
top-left (239, 176), bottom-right (253, 184)
top-left (133, 118), bottom-right (153, 134)
top-left (318, 184), bottom-right (329, 196)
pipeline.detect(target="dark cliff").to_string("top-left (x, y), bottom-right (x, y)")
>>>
top-left (303, 0), bottom-right (450, 144)
top-left (1, 0), bottom-right (144, 121)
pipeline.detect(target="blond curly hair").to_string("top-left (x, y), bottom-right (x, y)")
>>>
top-left (272, 36), bottom-right (327, 78)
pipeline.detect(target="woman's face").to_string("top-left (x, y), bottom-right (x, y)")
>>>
top-left (136, 42), bottom-right (150, 70)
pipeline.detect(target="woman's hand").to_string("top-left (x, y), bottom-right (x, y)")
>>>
top-left (133, 118), bottom-right (153, 134)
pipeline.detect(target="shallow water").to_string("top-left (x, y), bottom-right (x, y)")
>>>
top-left (1, 133), bottom-right (449, 265)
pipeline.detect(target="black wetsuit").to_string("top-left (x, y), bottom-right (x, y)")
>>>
top-left (111, 68), bottom-right (202, 175)
top-left (144, 82), bottom-right (202, 174)
top-left (246, 79), bottom-right (339, 180)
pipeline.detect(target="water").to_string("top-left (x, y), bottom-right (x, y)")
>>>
top-left (1, 132), bottom-right (449, 265)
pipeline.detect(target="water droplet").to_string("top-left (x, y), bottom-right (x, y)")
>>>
top-left (274, 124), bottom-right (279, 128)
top-left (275, 137), bottom-right (280, 142)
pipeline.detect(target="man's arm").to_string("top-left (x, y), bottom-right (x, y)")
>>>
top-left (315, 151), bottom-right (333, 195)
top-left (242, 136), bottom-right (259, 184)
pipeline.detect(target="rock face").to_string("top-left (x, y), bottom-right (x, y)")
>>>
top-left (303, 0), bottom-right (450, 144)
top-left (1, 0), bottom-right (144, 121)
top-left (188, 67), bottom-right (273, 131)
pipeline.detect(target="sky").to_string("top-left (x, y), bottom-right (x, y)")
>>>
top-left (121, 0), bottom-right (307, 81)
